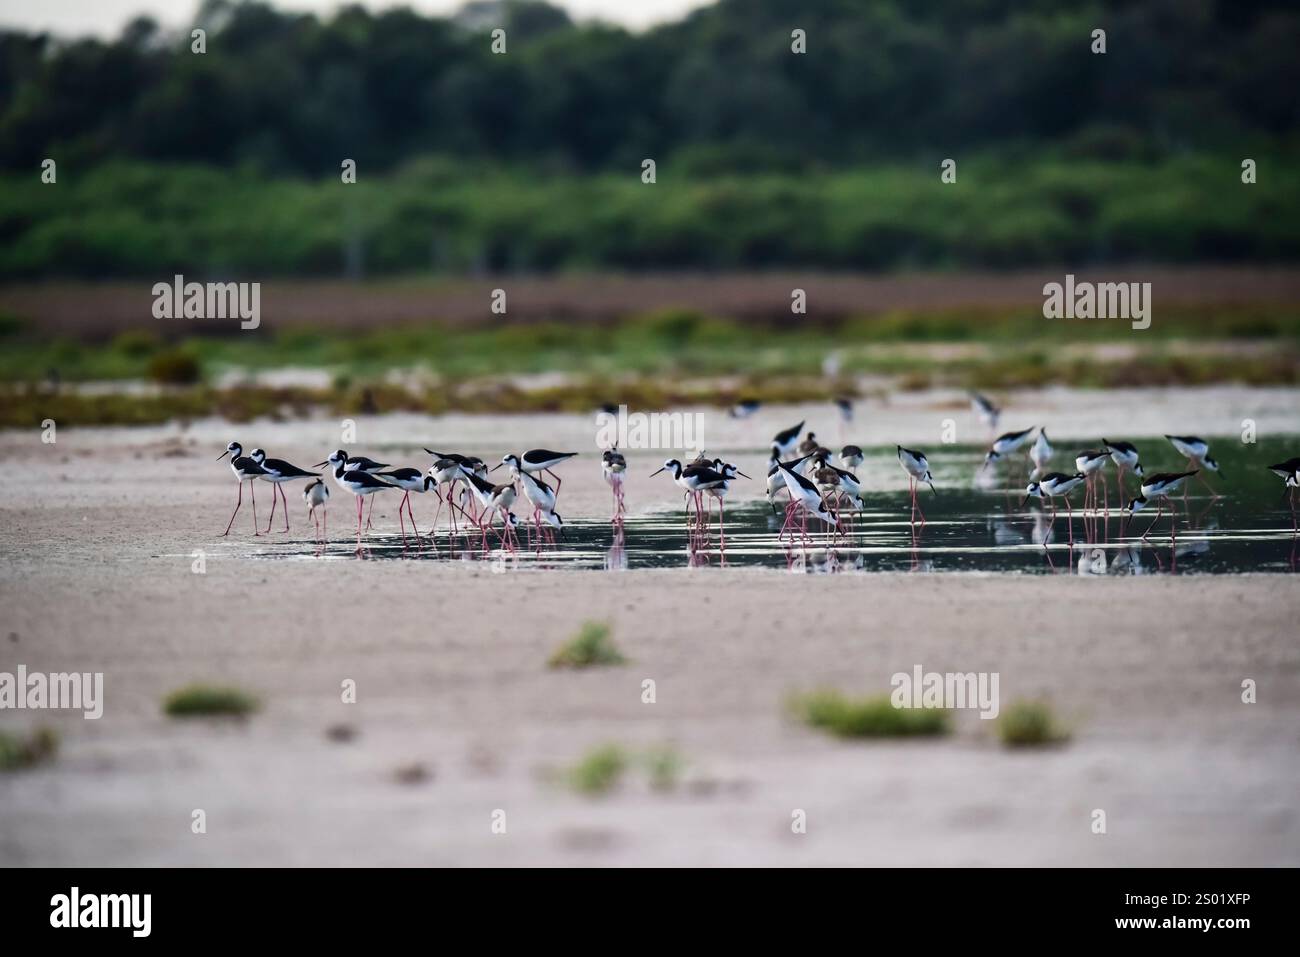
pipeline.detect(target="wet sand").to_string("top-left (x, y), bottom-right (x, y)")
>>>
top-left (1, 386), bottom-right (1298, 866)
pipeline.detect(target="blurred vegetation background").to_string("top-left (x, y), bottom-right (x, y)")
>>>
top-left (1, 0), bottom-right (1298, 417)
top-left (1, 0), bottom-right (1298, 278)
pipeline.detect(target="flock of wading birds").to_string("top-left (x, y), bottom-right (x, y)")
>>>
top-left (215, 394), bottom-right (1300, 552)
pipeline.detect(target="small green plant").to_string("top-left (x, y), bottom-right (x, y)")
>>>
top-left (0, 726), bottom-right (59, 771)
top-left (548, 621), bottom-right (625, 668)
top-left (566, 744), bottom-right (629, 795)
top-left (163, 684), bottom-right (258, 717)
top-left (642, 746), bottom-right (685, 792)
top-left (793, 690), bottom-right (950, 738)
top-left (998, 699), bottom-right (1070, 747)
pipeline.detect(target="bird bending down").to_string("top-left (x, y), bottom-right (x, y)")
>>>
top-left (1022, 472), bottom-right (1085, 547)
top-left (1126, 470), bottom-right (1199, 541)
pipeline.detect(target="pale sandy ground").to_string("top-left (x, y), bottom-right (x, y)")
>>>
top-left (1, 386), bottom-right (1298, 866)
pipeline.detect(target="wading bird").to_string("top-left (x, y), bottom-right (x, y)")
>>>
top-left (1165, 435), bottom-right (1222, 495)
top-left (1022, 472), bottom-right (1086, 546)
top-left (303, 477), bottom-right (329, 543)
top-left (897, 446), bottom-right (937, 524)
top-left (1126, 471), bottom-right (1200, 540)
top-left (1074, 449), bottom-right (1111, 514)
top-left (377, 467), bottom-right (437, 544)
top-left (1029, 429), bottom-right (1054, 480)
top-left (971, 393), bottom-right (1001, 433)
top-left (248, 448), bottom-right (318, 534)
top-left (602, 448), bottom-right (628, 520)
top-left (321, 451), bottom-right (395, 549)
top-left (496, 450), bottom-right (577, 495)
top-left (772, 421), bottom-right (805, 460)
top-left (217, 441), bottom-right (268, 537)
top-left (1103, 439), bottom-right (1144, 505)
top-left (1267, 457), bottom-right (1300, 530)
top-left (315, 449), bottom-right (389, 529)
top-left (981, 427), bottom-right (1036, 471)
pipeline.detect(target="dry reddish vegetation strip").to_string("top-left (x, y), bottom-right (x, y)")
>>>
top-left (4, 266), bottom-right (1299, 340)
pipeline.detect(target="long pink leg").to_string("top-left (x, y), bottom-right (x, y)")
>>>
top-left (223, 481), bottom-right (244, 536)
top-left (1141, 500), bottom-right (1162, 541)
top-left (406, 495), bottom-right (422, 545)
top-left (251, 482), bottom-right (260, 536)
top-left (264, 482), bottom-right (277, 534)
top-left (429, 489), bottom-right (444, 537)
top-left (280, 484), bottom-right (290, 532)
top-left (544, 468), bottom-right (563, 496)
top-left (366, 494), bottom-right (376, 531)
top-left (397, 491), bottom-right (409, 544)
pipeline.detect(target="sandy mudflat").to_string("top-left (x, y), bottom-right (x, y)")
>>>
top-left (1, 387), bottom-right (1298, 866)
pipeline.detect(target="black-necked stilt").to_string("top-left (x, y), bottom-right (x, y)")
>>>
top-left (814, 462), bottom-right (864, 530)
top-left (514, 466), bottom-right (557, 536)
top-left (496, 450), bottom-right (577, 496)
top-left (702, 460), bottom-right (749, 545)
top-left (651, 458), bottom-right (726, 537)
top-left (1102, 438), bottom-right (1144, 504)
top-left (463, 470), bottom-right (519, 545)
top-left (1022, 471), bottom-right (1085, 546)
top-left (1074, 448), bottom-right (1111, 514)
top-left (315, 449), bottom-right (389, 529)
top-left (776, 460), bottom-right (840, 545)
top-left (1126, 470), bottom-right (1199, 540)
top-left (1267, 457), bottom-right (1300, 530)
top-left (839, 445), bottom-right (864, 469)
top-left (772, 421), bottom-right (804, 460)
top-left (729, 398), bottom-right (761, 419)
top-left (248, 448), bottom-right (318, 534)
top-left (217, 441), bottom-right (268, 537)
top-left (422, 455), bottom-right (477, 536)
top-left (321, 449), bottom-right (388, 473)
top-left (1165, 435), bottom-right (1223, 495)
top-left (981, 427), bottom-right (1036, 471)
top-left (377, 467), bottom-right (436, 544)
top-left (303, 477), bottom-right (329, 542)
top-left (896, 445), bottom-right (937, 524)
top-left (1029, 428), bottom-right (1053, 479)
top-left (321, 451), bottom-right (395, 547)
top-left (602, 448), bottom-right (627, 521)
top-left (971, 392), bottom-right (1001, 433)
top-left (798, 431), bottom-right (822, 456)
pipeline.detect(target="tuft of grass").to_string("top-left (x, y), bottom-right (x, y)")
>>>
top-left (0, 726), bottom-right (59, 771)
top-left (998, 699), bottom-right (1070, 747)
top-left (566, 744), bottom-right (629, 795)
top-left (793, 690), bottom-right (950, 738)
top-left (163, 684), bottom-right (258, 718)
top-left (548, 621), bottom-right (625, 669)
top-left (642, 745), bottom-right (685, 792)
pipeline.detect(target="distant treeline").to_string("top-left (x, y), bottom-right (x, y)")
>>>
top-left (2, 152), bottom-right (1297, 277)
top-left (1, 0), bottom-right (1298, 175)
